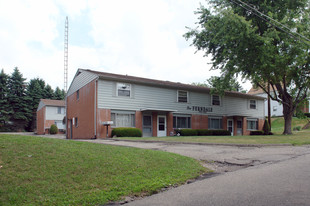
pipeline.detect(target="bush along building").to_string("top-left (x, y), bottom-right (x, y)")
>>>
top-left (36, 99), bottom-right (66, 134)
top-left (66, 69), bottom-right (265, 139)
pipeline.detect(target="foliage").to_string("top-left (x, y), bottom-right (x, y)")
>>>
top-left (185, 0), bottom-right (310, 134)
top-left (111, 127), bottom-right (142, 137)
top-left (293, 126), bottom-right (301, 131)
top-left (180, 129), bottom-right (198, 136)
top-left (0, 69), bottom-right (11, 126)
top-left (7, 67), bottom-right (32, 131)
top-left (0, 134), bottom-right (205, 205)
top-left (263, 119), bottom-right (271, 135)
top-left (193, 76), bottom-right (246, 95)
top-left (178, 129), bottom-right (230, 136)
top-left (0, 68), bottom-right (66, 132)
top-left (305, 113), bottom-right (310, 118)
top-left (50, 124), bottom-right (58, 134)
top-left (250, 130), bottom-right (265, 135)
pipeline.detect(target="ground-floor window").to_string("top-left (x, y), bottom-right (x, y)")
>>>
top-left (111, 110), bottom-right (135, 127)
top-left (173, 115), bottom-right (191, 128)
top-left (208, 117), bottom-right (223, 129)
top-left (247, 119), bottom-right (258, 130)
top-left (54, 120), bottom-right (65, 130)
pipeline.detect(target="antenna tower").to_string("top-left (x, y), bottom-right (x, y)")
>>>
top-left (64, 16), bottom-right (69, 93)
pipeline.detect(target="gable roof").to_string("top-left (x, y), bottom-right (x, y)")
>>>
top-left (74, 68), bottom-right (265, 100)
top-left (40, 99), bottom-right (65, 107)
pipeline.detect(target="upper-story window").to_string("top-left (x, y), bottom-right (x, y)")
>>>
top-left (249, 100), bottom-right (257, 109)
top-left (178, 90), bottom-right (188, 103)
top-left (57, 107), bottom-right (62, 114)
top-left (117, 83), bottom-right (131, 97)
top-left (212, 95), bottom-right (221, 106)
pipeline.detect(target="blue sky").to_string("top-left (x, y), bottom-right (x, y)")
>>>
top-left (0, 0), bottom-right (251, 91)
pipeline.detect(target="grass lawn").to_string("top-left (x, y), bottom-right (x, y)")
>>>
top-left (117, 117), bottom-right (310, 145)
top-left (0, 134), bottom-right (206, 206)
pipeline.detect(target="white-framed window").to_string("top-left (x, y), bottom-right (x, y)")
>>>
top-left (247, 119), bottom-right (258, 130)
top-left (212, 95), bottom-right (221, 106)
top-left (177, 90), bottom-right (188, 103)
top-left (57, 107), bottom-right (62, 114)
top-left (173, 115), bottom-right (191, 128)
top-left (249, 100), bottom-right (257, 109)
top-left (111, 110), bottom-right (135, 127)
top-left (208, 117), bottom-right (223, 129)
top-left (117, 83), bottom-right (131, 97)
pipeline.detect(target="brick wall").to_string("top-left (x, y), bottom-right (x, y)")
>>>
top-left (36, 107), bottom-right (45, 135)
top-left (66, 80), bottom-right (96, 139)
top-left (97, 108), bottom-right (111, 138)
top-left (191, 115), bottom-right (208, 129)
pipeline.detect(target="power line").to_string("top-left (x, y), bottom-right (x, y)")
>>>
top-left (230, 0), bottom-right (310, 46)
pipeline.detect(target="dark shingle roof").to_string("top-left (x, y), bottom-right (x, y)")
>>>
top-left (40, 99), bottom-right (65, 107)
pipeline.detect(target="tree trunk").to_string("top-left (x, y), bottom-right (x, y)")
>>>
top-left (282, 100), bottom-right (294, 135)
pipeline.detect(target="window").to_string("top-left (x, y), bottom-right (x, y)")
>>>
top-left (117, 83), bottom-right (131, 97)
top-left (273, 106), bottom-right (277, 111)
top-left (76, 90), bottom-right (79, 100)
top-left (173, 115), bottom-right (191, 128)
top-left (249, 100), bottom-right (257, 109)
top-left (247, 119), bottom-right (258, 130)
top-left (75, 117), bottom-right (78, 127)
top-left (208, 117), bottom-right (223, 129)
top-left (57, 107), bottom-right (62, 114)
top-left (178, 90), bottom-right (188, 103)
top-left (212, 95), bottom-right (221, 106)
top-left (111, 111), bottom-right (135, 127)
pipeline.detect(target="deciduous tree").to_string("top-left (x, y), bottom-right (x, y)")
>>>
top-left (185, 0), bottom-right (310, 134)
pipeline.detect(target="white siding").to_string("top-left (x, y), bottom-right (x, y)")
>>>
top-left (67, 70), bottom-right (98, 96)
top-left (98, 79), bottom-right (264, 118)
top-left (255, 93), bottom-right (283, 116)
top-left (45, 106), bottom-right (65, 121)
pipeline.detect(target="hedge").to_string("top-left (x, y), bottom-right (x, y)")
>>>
top-left (176, 129), bottom-right (231, 136)
top-left (111, 127), bottom-right (142, 137)
top-left (250, 130), bottom-right (264, 135)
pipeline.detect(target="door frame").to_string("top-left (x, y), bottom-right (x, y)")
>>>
top-left (157, 115), bottom-right (167, 137)
top-left (142, 115), bottom-right (152, 137)
top-left (227, 119), bottom-right (234, 136)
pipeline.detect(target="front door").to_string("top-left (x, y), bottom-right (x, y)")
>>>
top-left (227, 119), bottom-right (234, 136)
top-left (237, 120), bottom-right (243, 135)
top-left (142, 115), bottom-right (152, 137)
top-left (157, 115), bottom-right (166, 137)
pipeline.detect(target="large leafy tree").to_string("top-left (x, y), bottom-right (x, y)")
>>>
top-left (7, 67), bottom-right (32, 130)
top-left (185, 0), bottom-right (310, 134)
top-left (0, 69), bottom-right (11, 126)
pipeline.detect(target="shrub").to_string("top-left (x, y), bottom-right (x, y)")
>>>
top-left (196, 129), bottom-right (213, 136)
top-left (211, 130), bottom-right (231, 136)
top-left (50, 124), bottom-right (58, 134)
top-left (112, 127), bottom-right (142, 137)
top-left (293, 126), bottom-right (301, 131)
top-left (263, 119), bottom-right (271, 135)
top-left (304, 113), bottom-right (310, 118)
top-left (250, 130), bottom-right (264, 135)
top-left (179, 129), bottom-right (198, 136)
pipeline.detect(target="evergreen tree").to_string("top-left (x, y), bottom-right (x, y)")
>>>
top-left (0, 69), bottom-right (11, 126)
top-left (7, 67), bottom-right (32, 131)
top-left (44, 84), bottom-right (55, 99)
top-left (26, 78), bottom-right (46, 131)
top-left (54, 87), bottom-right (65, 100)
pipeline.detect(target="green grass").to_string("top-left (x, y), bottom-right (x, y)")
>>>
top-left (271, 117), bottom-right (309, 134)
top-left (117, 117), bottom-right (310, 145)
top-left (0, 134), bottom-right (206, 206)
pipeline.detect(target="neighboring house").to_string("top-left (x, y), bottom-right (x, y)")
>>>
top-left (36, 99), bottom-right (66, 134)
top-left (66, 69), bottom-right (265, 139)
top-left (248, 87), bottom-right (309, 116)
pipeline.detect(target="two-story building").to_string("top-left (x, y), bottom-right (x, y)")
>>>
top-left (36, 99), bottom-right (66, 134)
top-left (66, 69), bottom-right (265, 139)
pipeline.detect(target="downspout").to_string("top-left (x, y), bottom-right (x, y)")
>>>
top-left (94, 77), bottom-right (99, 138)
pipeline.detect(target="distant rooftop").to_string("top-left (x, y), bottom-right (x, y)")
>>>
top-left (40, 99), bottom-right (65, 107)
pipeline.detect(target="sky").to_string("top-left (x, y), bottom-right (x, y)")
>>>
top-left (0, 0), bottom-right (251, 91)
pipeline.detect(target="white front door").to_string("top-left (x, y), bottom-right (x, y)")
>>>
top-left (227, 119), bottom-right (234, 136)
top-left (157, 115), bottom-right (166, 137)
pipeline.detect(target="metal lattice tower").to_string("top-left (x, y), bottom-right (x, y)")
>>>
top-left (64, 16), bottom-right (69, 93)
